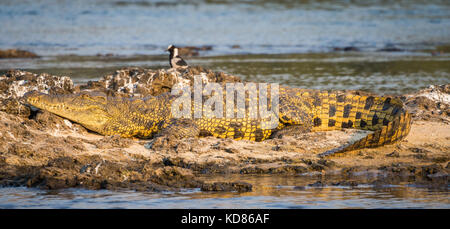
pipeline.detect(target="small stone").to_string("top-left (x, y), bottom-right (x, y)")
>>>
top-left (386, 151), bottom-right (400, 158)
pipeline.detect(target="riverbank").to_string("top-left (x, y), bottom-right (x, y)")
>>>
top-left (0, 68), bottom-right (448, 192)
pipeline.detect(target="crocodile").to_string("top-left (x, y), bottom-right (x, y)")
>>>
top-left (24, 83), bottom-right (412, 157)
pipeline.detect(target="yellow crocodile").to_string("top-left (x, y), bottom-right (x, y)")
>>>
top-left (25, 82), bottom-right (412, 157)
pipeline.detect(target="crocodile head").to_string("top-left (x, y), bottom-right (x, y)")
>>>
top-left (24, 91), bottom-right (112, 134)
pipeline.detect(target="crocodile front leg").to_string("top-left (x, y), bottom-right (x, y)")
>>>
top-left (145, 118), bottom-right (200, 149)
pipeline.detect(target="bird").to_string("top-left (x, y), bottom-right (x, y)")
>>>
top-left (166, 45), bottom-right (188, 69)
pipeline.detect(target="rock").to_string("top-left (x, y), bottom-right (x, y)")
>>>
top-left (377, 47), bottom-right (404, 52)
top-left (201, 181), bottom-right (252, 192)
top-left (404, 84), bottom-right (450, 122)
top-left (410, 147), bottom-right (431, 154)
top-left (386, 151), bottom-right (400, 158)
top-left (293, 186), bottom-right (306, 190)
top-left (79, 66), bottom-right (241, 98)
top-left (333, 46), bottom-right (360, 52)
top-left (317, 159), bottom-right (336, 167)
top-left (420, 164), bottom-right (443, 176)
top-left (308, 181), bottom-right (325, 187)
top-left (178, 45), bottom-right (213, 57)
top-left (0, 70), bottom-right (74, 117)
top-left (0, 49), bottom-right (39, 58)
top-left (331, 181), bottom-right (358, 187)
top-left (431, 156), bottom-right (449, 163)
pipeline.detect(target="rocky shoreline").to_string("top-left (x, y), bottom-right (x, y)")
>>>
top-left (0, 67), bottom-right (448, 192)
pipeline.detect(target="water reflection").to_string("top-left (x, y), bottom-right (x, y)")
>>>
top-left (0, 174), bottom-right (447, 208)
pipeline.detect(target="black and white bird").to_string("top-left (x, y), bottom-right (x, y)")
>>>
top-left (166, 45), bottom-right (188, 69)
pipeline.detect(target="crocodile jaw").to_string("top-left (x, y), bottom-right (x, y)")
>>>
top-left (24, 91), bottom-right (111, 134)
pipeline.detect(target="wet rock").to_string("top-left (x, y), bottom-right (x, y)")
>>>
top-left (420, 164), bottom-right (443, 176)
top-left (201, 181), bottom-right (252, 192)
top-left (331, 181), bottom-right (359, 187)
top-left (303, 158), bottom-right (335, 171)
top-left (308, 181), bottom-right (325, 187)
top-left (317, 159), bottom-right (336, 167)
top-left (378, 163), bottom-right (417, 176)
top-left (178, 46), bottom-right (213, 57)
top-left (409, 147), bottom-right (430, 160)
top-left (0, 49), bottom-right (39, 58)
top-left (239, 165), bottom-right (307, 175)
top-left (240, 166), bottom-right (266, 174)
top-left (269, 165), bottom-right (308, 174)
top-left (333, 46), bottom-right (360, 52)
top-left (377, 47), bottom-right (404, 52)
top-left (293, 186), bottom-right (306, 190)
top-left (96, 53), bottom-right (114, 57)
top-left (310, 163), bottom-right (325, 171)
top-left (149, 167), bottom-right (202, 188)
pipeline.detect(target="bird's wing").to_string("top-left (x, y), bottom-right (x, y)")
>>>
top-left (173, 56), bottom-right (188, 66)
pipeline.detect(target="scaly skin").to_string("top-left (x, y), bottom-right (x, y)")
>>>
top-left (24, 85), bottom-right (412, 157)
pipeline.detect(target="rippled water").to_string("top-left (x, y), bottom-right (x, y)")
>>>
top-left (1, 0), bottom-right (450, 55)
top-left (0, 175), bottom-right (448, 209)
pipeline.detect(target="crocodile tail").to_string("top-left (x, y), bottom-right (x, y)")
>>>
top-left (309, 91), bottom-right (412, 157)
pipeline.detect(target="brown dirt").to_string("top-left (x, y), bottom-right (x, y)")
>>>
top-left (0, 68), bottom-right (448, 192)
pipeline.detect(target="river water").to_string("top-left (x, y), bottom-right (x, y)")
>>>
top-left (0, 175), bottom-right (448, 209)
top-left (0, 0), bottom-right (449, 208)
top-left (1, 0), bottom-right (450, 56)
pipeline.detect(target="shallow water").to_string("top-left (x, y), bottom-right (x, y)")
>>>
top-left (0, 175), bottom-right (448, 209)
top-left (1, 53), bottom-right (449, 95)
